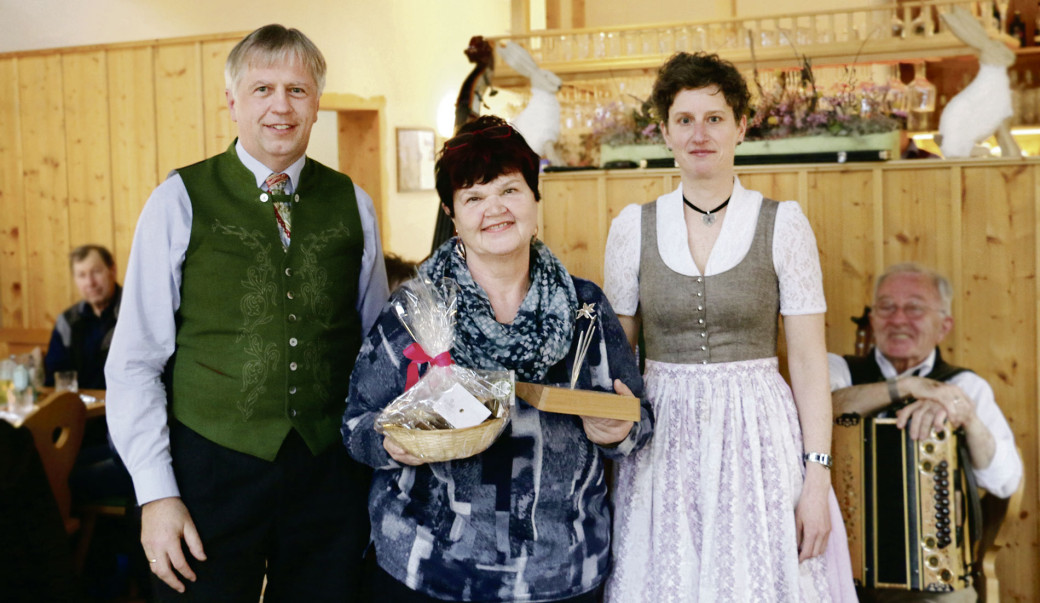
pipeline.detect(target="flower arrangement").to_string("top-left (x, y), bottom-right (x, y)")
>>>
top-left (745, 59), bottom-right (902, 141)
top-left (553, 59), bottom-right (904, 166)
top-left (554, 96), bottom-right (665, 166)
top-left (593, 96), bottom-right (664, 146)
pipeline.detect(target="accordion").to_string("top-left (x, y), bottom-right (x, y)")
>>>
top-left (833, 416), bottom-right (974, 592)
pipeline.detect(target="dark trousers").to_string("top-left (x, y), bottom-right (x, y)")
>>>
top-left (372, 566), bottom-right (602, 603)
top-left (152, 422), bottom-right (371, 602)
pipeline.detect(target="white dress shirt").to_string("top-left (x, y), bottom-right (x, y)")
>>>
top-left (828, 348), bottom-right (1023, 498)
top-left (106, 142), bottom-right (390, 505)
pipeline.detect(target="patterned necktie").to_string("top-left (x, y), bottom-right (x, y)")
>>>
top-left (266, 172), bottom-right (291, 250)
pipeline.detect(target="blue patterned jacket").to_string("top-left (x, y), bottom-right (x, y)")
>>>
top-left (342, 277), bottom-right (653, 602)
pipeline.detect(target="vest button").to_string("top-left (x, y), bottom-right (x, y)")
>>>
top-left (289, 337), bottom-right (298, 347)
top-left (289, 408), bottom-right (297, 417)
top-left (698, 319), bottom-right (704, 324)
top-left (285, 267), bottom-right (293, 277)
top-left (289, 386), bottom-right (297, 394)
top-left (700, 332), bottom-right (706, 338)
top-left (287, 291), bottom-right (295, 300)
top-left (260, 193), bottom-right (270, 202)
top-left (700, 345), bottom-right (707, 351)
top-left (294, 194), bottom-right (300, 202)
top-left (697, 292), bottom-right (702, 297)
top-left (289, 362), bottom-right (298, 371)
top-left (287, 314), bottom-right (297, 322)
top-left (696, 277), bottom-right (702, 283)
top-left (697, 305), bottom-right (703, 311)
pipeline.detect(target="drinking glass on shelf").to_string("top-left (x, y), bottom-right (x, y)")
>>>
top-left (56, 370), bottom-right (78, 394)
top-left (0, 357), bottom-right (13, 409)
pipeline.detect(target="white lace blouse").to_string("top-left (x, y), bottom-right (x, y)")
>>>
top-left (604, 177), bottom-right (827, 317)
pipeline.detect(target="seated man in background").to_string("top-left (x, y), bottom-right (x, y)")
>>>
top-left (828, 262), bottom-right (1023, 602)
top-left (44, 244), bottom-right (122, 389)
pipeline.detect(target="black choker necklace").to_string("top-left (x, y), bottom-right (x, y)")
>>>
top-left (683, 194), bottom-right (731, 225)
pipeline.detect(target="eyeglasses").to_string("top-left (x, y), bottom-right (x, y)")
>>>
top-left (873, 302), bottom-right (942, 319)
top-left (443, 125), bottom-right (516, 151)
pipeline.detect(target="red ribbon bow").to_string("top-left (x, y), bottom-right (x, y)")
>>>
top-left (403, 342), bottom-right (453, 389)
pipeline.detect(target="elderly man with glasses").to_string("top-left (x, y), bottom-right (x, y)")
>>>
top-left (827, 262), bottom-right (1022, 602)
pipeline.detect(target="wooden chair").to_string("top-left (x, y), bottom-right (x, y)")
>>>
top-left (975, 451), bottom-right (1025, 603)
top-left (22, 390), bottom-right (87, 534)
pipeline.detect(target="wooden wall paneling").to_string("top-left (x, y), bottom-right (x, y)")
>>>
top-left (154, 43), bottom-right (206, 179)
top-left (62, 51), bottom-right (113, 258)
top-left (541, 175), bottom-right (603, 283)
top-left (880, 166), bottom-right (955, 276)
top-left (879, 165), bottom-right (957, 356)
top-left (603, 172), bottom-right (665, 220)
top-left (959, 164), bottom-right (1038, 599)
top-left (201, 40), bottom-right (238, 158)
top-left (735, 170), bottom-right (801, 204)
top-left (807, 169), bottom-right (876, 354)
top-left (107, 47), bottom-right (158, 278)
top-left (0, 58), bottom-right (28, 329)
top-left (18, 55), bottom-right (70, 328)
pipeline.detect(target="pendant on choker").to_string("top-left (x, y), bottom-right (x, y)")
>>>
top-left (683, 194), bottom-right (730, 226)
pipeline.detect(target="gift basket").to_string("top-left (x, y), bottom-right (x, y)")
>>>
top-left (377, 275), bottom-right (513, 462)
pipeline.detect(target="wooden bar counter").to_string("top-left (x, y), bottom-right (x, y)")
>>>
top-left (539, 157), bottom-right (1040, 600)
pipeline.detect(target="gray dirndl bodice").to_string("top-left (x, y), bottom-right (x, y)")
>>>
top-left (638, 199), bottom-right (780, 365)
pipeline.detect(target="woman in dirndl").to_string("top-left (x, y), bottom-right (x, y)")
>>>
top-left (603, 52), bottom-right (856, 602)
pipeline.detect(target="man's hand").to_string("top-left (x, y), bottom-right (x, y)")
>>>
top-left (580, 379), bottom-right (635, 446)
top-left (796, 466), bottom-right (831, 562)
top-left (141, 497), bottom-right (206, 593)
top-left (383, 436), bottom-right (426, 466)
top-left (895, 378), bottom-right (976, 439)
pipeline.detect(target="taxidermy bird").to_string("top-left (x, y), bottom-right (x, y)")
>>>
top-left (498, 41), bottom-right (563, 159)
top-left (937, 7), bottom-right (1021, 158)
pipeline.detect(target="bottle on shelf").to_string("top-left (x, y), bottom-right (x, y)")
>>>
top-left (1009, 10), bottom-right (1026, 46)
top-left (907, 62), bottom-right (937, 131)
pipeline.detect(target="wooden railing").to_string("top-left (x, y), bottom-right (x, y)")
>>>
top-left (487, 0), bottom-right (1010, 85)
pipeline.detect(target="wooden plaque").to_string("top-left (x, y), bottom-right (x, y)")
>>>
top-left (515, 382), bottom-right (640, 422)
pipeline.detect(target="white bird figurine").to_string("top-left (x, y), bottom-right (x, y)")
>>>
top-left (937, 6), bottom-right (1021, 158)
top-left (498, 41), bottom-right (563, 160)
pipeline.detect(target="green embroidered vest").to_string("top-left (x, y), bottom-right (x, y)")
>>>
top-left (170, 143), bottom-right (364, 460)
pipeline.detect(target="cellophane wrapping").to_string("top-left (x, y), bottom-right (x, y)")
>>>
top-left (376, 275), bottom-right (513, 433)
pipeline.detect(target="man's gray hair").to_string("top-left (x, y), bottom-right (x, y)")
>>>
top-left (225, 24), bottom-right (326, 95)
top-left (874, 262), bottom-right (953, 315)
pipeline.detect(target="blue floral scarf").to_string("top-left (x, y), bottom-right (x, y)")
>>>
top-left (419, 237), bottom-right (577, 382)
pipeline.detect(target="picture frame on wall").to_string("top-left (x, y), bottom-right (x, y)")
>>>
top-left (396, 127), bottom-right (436, 192)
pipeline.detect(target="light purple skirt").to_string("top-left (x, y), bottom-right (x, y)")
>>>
top-left (606, 357), bottom-right (857, 603)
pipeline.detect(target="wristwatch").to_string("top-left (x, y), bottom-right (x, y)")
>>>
top-left (804, 452), bottom-right (833, 469)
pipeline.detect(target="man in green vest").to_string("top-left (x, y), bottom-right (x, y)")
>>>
top-left (106, 24), bottom-right (389, 601)
top-left (828, 263), bottom-right (1021, 602)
